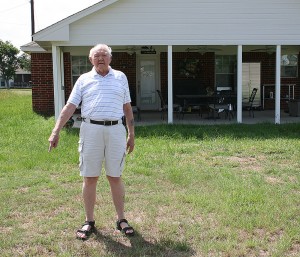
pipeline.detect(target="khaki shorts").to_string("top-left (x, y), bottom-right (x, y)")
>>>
top-left (78, 121), bottom-right (127, 177)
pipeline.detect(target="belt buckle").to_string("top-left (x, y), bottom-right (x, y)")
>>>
top-left (104, 120), bottom-right (112, 126)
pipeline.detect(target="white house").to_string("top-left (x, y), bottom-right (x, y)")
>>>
top-left (21, 0), bottom-right (300, 123)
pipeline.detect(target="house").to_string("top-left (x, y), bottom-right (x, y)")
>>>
top-left (0, 68), bottom-right (31, 88)
top-left (21, 0), bottom-right (300, 124)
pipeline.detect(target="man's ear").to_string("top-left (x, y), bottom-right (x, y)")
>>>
top-left (89, 57), bottom-right (93, 64)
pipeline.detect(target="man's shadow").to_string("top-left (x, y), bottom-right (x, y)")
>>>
top-left (93, 228), bottom-right (195, 257)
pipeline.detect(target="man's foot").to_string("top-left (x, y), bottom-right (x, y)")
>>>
top-left (116, 219), bottom-right (134, 237)
top-left (76, 221), bottom-right (95, 240)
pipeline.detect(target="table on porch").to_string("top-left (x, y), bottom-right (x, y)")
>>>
top-left (176, 93), bottom-right (236, 120)
top-left (175, 94), bottom-right (215, 118)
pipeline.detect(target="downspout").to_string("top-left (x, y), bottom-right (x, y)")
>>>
top-left (237, 45), bottom-right (243, 123)
top-left (52, 45), bottom-right (65, 120)
top-left (168, 45), bottom-right (173, 124)
top-left (275, 45), bottom-right (281, 124)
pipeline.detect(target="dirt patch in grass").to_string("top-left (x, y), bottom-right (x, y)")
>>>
top-left (287, 241), bottom-right (300, 256)
top-left (226, 156), bottom-right (263, 172)
top-left (265, 176), bottom-right (284, 185)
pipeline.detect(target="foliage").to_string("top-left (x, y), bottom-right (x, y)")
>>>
top-left (18, 52), bottom-right (31, 71)
top-left (0, 40), bottom-right (31, 88)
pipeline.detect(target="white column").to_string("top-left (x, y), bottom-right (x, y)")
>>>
top-left (167, 45), bottom-right (173, 124)
top-left (275, 45), bottom-right (281, 124)
top-left (237, 45), bottom-right (243, 123)
top-left (52, 46), bottom-right (65, 120)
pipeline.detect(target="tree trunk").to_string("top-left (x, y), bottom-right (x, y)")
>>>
top-left (5, 80), bottom-right (10, 89)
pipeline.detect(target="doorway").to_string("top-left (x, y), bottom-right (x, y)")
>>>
top-left (242, 62), bottom-right (261, 108)
top-left (137, 56), bottom-right (160, 110)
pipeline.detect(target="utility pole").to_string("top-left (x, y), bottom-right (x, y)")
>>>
top-left (30, 0), bottom-right (35, 40)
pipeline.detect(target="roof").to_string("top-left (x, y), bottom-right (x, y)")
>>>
top-left (22, 0), bottom-right (300, 52)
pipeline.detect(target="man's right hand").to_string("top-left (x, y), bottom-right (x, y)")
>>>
top-left (48, 133), bottom-right (60, 152)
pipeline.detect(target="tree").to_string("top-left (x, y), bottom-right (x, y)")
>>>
top-left (0, 40), bottom-right (23, 88)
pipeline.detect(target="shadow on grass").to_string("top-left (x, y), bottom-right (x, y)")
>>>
top-left (135, 123), bottom-right (300, 140)
top-left (94, 229), bottom-right (195, 257)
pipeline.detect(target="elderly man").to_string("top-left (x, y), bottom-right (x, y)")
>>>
top-left (48, 44), bottom-right (135, 239)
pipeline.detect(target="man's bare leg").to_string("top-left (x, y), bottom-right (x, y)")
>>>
top-left (107, 176), bottom-right (133, 233)
top-left (76, 176), bottom-right (98, 239)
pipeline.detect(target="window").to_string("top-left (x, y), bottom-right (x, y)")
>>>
top-left (281, 54), bottom-right (298, 78)
top-left (71, 56), bottom-right (93, 85)
top-left (215, 55), bottom-right (237, 90)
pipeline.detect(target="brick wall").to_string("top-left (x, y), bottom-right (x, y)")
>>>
top-left (111, 52), bottom-right (137, 105)
top-left (160, 52), bottom-right (215, 100)
top-left (243, 52), bottom-right (300, 110)
top-left (31, 52), bottom-right (73, 116)
top-left (31, 53), bottom-right (54, 115)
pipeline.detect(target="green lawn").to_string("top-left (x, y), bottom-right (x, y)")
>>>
top-left (0, 89), bottom-right (299, 256)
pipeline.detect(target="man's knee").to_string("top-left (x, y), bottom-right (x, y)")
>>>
top-left (83, 176), bottom-right (98, 186)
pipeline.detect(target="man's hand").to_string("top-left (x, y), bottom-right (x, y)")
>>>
top-left (48, 133), bottom-right (60, 152)
top-left (126, 134), bottom-right (135, 154)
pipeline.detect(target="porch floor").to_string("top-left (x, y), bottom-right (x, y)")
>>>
top-left (72, 109), bottom-right (300, 128)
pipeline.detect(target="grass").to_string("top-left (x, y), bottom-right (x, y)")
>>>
top-left (0, 89), bottom-right (299, 257)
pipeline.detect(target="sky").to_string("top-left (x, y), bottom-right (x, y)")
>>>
top-left (0, 0), bottom-right (100, 50)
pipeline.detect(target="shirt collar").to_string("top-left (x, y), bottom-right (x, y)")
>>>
top-left (91, 66), bottom-right (113, 77)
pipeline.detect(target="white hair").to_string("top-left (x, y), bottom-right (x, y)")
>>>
top-left (89, 44), bottom-right (112, 57)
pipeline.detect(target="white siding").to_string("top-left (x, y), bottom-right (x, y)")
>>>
top-left (52, 0), bottom-right (300, 46)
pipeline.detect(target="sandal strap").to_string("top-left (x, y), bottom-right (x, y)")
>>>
top-left (83, 220), bottom-right (95, 227)
top-left (118, 219), bottom-right (128, 225)
top-left (122, 226), bottom-right (134, 234)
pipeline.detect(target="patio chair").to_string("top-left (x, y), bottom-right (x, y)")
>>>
top-left (243, 88), bottom-right (258, 118)
top-left (156, 90), bottom-right (181, 120)
top-left (132, 106), bottom-right (141, 121)
top-left (208, 90), bottom-right (234, 120)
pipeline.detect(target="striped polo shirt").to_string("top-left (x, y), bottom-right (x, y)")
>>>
top-left (67, 67), bottom-right (131, 120)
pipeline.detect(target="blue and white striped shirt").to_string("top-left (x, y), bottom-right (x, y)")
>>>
top-left (67, 67), bottom-right (131, 120)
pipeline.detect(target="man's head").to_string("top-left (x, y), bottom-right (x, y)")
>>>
top-left (89, 44), bottom-right (112, 75)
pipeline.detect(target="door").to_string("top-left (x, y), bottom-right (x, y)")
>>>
top-left (137, 57), bottom-right (159, 110)
top-left (242, 63), bottom-right (261, 107)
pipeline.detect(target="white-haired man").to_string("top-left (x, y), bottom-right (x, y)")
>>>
top-left (48, 44), bottom-right (135, 239)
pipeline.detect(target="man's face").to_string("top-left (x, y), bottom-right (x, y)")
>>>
top-left (90, 48), bottom-right (111, 70)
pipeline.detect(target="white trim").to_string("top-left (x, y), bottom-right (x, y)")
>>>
top-left (275, 45), bottom-right (281, 124)
top-left (52, 46), bottom-right (65, 120)
top-left (167, 45), bottom-right (173, 124)
top-left (237, 45), bottom-right (243, 123)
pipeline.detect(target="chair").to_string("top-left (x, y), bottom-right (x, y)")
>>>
top-left (156, 90), bottom-right (181, 120)
top-left (243, 88), bottom-right (258, 118)
top-left (132, 106), bottom-right (141, 121)
top-left (208, 90), bottom-right (234, 120)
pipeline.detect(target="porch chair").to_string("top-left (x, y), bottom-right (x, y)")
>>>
top-left (243, 88), bottom-right (258, 118)
top-left (208, 90), bottom-right (234, 120)
top-left (156, 90), bottom-right (181, 120)
top-left (132, 106), bottom-right (141, 121)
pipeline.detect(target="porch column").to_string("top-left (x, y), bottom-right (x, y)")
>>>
top-left (167, 45), bottom-right (173, 124)
top-left (236, 45), bottom-right (243, 123)
top-left (275, 45), bottom-right (281, 124)
top-left (52, 45), bottom-right (65, 120)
